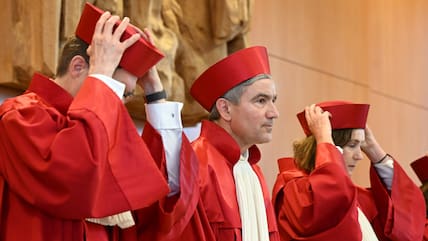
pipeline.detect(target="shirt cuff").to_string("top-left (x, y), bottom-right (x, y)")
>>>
top-left (374, 156), bottom-right (394, 169)
top-left (374, 156), bottom-right (394, 190)
top-left (145, 101), bottom-right (183, 130)
top-left (90, 74), bottom-right (125, 98)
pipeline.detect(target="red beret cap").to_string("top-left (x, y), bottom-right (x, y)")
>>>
top-left (75, 2), bottom-right (164, 77)
top-left (411, 156), bottom-right (428, 183)
top-left (297, 100), bottom-right (370, 136)
top-left (190, 46), bottom-right (270, 111)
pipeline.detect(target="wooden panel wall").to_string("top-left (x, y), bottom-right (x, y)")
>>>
top-left (249, 0), bottom-right (428, 189)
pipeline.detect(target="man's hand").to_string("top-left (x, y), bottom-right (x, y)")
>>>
top-left (136, 28), bottom-right (164, 96)
top-left (87, 12), bottom-right (140, 77)
top-left (113, 68), bottom-right (138, 100)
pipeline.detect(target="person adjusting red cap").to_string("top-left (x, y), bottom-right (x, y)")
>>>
top-left (297, 100), bottom-right (370, 136)
top-left (411, 156), bottom-right (428, 183)
top-left (75, 2), bottom-right (164, 77)
top-left (190, 46), bottom-right (271, 111)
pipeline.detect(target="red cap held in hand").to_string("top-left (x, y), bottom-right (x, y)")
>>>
top-left (75, 2), bottom-right (164, 77)
top-left (297, 100), bottom-right (370, 136)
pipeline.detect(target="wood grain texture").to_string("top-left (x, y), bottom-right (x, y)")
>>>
top-left (249, 0), bottom-right (428, 189)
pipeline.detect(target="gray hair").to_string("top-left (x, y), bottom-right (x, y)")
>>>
top-left (208, 74), bottom-right (272, 120)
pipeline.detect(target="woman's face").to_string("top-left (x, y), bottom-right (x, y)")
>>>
top-left (342, 129), bottom-right (365, 176)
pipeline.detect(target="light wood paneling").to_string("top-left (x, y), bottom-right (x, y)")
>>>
top-left (250, 0), bottom-right (428, 189)
top-left (367, 0), bottom-right (428, 109)
top-left (250, 0), bottom-right (369, 85)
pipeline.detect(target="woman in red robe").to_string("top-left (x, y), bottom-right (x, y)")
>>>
top-left (272, 101), bottom-right (425, 241)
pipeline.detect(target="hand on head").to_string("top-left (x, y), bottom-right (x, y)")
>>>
top-left (361, 125), bottom-right (387, 163)
top-left (113, 25), bottom-right (164, 97)
top-left (305, 104), bottom-right (333, 144)
top-left (87, 12), bottom-right (140, 78)
top-left (361, 125), bottom-right (376, 152)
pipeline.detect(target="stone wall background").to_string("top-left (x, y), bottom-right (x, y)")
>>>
top-left (0, 0), bottom-right (253, 126)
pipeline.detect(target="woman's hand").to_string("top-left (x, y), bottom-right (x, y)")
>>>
top-left (305, 104), bottom-right (333, 144)
top-left (361, 125), bottom-right (387, 163)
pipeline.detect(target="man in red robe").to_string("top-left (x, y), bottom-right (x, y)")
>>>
top-left (410, 155), bottom-right (428, 241)
top-left (128, 46), bottom-right (281, 241)
top-left (272, 101), bottom-right (425, 241)
top-left (0, 12), bottom-right (172, 241)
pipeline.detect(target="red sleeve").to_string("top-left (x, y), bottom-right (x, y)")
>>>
top-left (0, 77), bottom-right (169, 219)
top-left (274, 143), bottom-right (362, 241)
top-left (369, 159), bottom-right (425, 241)
top-left (425, 220), bottom-right (428, 241)
top-left (135, 123), bottom-right (200, 240)
top-left (0, 177), bottom-right (4, 223)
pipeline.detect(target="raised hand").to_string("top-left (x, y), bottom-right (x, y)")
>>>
top-left (136, 28), bottom-right (164, 96)
top-left (87, 12), bottom-right (140, 78)
top-left (305, 104), bottom-right (333, 144)
top-left (361, 125), bottom-right (387, 163)
top-left (113, 68), bottom-right (138, 100)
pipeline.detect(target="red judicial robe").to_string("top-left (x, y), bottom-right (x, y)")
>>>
top-left (0, 74), bottom-right (169, 241)
top-left (272, 143), bottom-right (425, 241)
top-left (126, 120), bottom-right (280, 241)
top-left (425, 219), bottom-right (428, 241)
top-left (192, 121), bottom-right (279, 241)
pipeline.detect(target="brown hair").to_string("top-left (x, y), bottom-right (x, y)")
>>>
top-left (56, 37), bottom-right (89, 77)
top-left (294, 129), bottom-right (353, 172)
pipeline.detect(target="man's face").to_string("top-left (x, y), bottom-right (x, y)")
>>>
top-left (342, 129), bottom-right (365, 176)
top-left (228, 78), bottom-right (279, 148)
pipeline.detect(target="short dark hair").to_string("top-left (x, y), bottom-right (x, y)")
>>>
top-left (332, 129), bottom-right (353, 147)
top-left (56, 37), bottom-right (89, 77)
top-left (208, 74), bottom-right (271, 121)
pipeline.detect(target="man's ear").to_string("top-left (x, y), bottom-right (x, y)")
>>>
top-left (68, 55), bottom-right (88, 78)
top-left (216, 98), bottom-right (232, 121)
